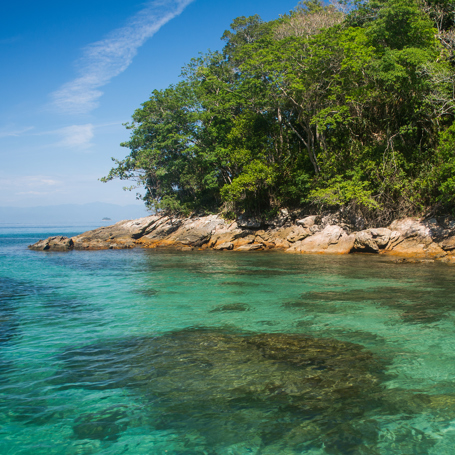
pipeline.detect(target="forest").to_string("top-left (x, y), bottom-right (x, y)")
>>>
top-left (103, 0), bottom-right (455, 225)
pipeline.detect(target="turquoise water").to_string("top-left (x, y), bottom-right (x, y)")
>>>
top-left (2, 226), bottom-right (455, 454)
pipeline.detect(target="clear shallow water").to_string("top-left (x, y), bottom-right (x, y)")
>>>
top-left (2, 227), bottom-right (455, 454)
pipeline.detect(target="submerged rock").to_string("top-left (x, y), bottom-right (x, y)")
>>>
top-left (132, 288), bottom-right (159, 297)
top-left (72, 406), bottom-right (128, 442)
top-left (210, 303), bottom-right (250, 312)
top-left (51, 328), bottom-right (392, 453)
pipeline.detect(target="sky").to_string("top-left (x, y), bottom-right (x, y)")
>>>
top-left (0, 0), bottom-right (300, 208)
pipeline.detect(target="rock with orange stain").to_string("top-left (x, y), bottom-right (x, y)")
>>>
top-left (384, 218), bottom-right (447, 258)
top-left (286, 225), bottom-right (355, 254)
top-left (28, 212), bottom-right (455, 262)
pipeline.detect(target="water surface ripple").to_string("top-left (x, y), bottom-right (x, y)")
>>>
top-left (2, 226), bottom-right (455, 454)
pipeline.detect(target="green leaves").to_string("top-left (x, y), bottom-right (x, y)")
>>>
top-left (309, 173), bottom-right (380, 210)
top-left (103, 0), bottom-right (455, 218)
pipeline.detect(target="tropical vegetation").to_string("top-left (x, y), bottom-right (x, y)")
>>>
top-left (102, 0), bottom-right (455, 224)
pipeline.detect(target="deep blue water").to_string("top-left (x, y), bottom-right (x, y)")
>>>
top-left (2, 225), bottom-right (455, 454)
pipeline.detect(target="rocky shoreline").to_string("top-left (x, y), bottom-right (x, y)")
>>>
top-left (28, 211), bottom-right (455, 263)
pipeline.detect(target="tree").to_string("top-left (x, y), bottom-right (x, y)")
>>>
top-left (104, 0), bottom-right (455, 221)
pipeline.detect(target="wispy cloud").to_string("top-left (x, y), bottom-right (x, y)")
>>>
top-left (44, 122), bottom-right (122, 149)
top-left (32, 124), bottom-right (95, 150)
top-left (0, 175), bottom-right (63, 191)
top-left (14, 177), bottom-right (63, 197)
top-left (0, 126), bottom-right (34, 138)
top-left (51, 0), bottom-right (195, 114)
top-left (55, 124), bottom-right (95, 148)
top-left (16, 191), bottom-right (53, 195)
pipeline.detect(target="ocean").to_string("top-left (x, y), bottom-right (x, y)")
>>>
top-left (2, 225), bottom-right (455, 454)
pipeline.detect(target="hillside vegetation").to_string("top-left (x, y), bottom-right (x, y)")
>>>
top-left (103, 0), bottom-right (455, 225)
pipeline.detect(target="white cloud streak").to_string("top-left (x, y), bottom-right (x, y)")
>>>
top-left (0, 175), bottom-right (63, 189)
top-left (51, 0), bottom-right (195, 114)
top-left (33, 122), bottom-right (120, 150)
top-left (32, 124), bottom-right (95, 149)
top-left (0, 126), bottom-right (34, 138)
top-left (55, 124), bottom-right (95, 148)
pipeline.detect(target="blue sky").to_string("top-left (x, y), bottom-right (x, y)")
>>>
top-left (0, 0), bottom-right (299, 207)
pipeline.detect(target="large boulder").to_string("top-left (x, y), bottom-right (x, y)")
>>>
top-left (354, 228), bottom-right (392, 253)
top-left (386, 218), bottom-right (446, 257)
top-left (209, 223), bottom-right (255, 249)
top-left (287, 225), bottom-right (355, 254)
top-left (440, 236), bottom-right (455, 251)
top-left (214, 242), bottom-right (234, 251)
top-left (253, 230), bottom-right (277, 249)
top-left (234, 243), bottom-right (264, 251)
top-left (296, 215), bottom-right (320, 228)
top-left (29, 236), bottom-right (74, 251)
top-left (237, 216), bottom-right (262, 229)
top-left (168, 215), bottom-right (225, 246)
top-left (72, 215), bottom-right (163, 249)
top-left (265, 227), bottom-right (295, 249)
top-left (286, 226), bottom-right (311, 243)
top-left (141, 217), bottom-right (183, 241)
top-left (117, 215), bottom-right (164, 238)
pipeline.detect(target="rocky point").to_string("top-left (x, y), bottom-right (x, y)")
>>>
top-left (28, 212), bottom-right (455, 262)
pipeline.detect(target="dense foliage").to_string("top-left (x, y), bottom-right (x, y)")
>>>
top-left (103, 0), bottom-right (455, 223)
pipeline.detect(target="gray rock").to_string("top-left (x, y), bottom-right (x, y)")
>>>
top-left (170, 216), bottom-right (225, 246)
top-left (29, 236), bottom-right (74, 251)
top-left (440, 236), bottom-right (455, 251)
top-left (369, 228), bottom-right (392, 247)
top-left (286, 226), bottom-right (311, 243)
top-left (263, 209), bottom-right (289, 228)
top-left (387, 218), bottom-right (446, 256)
top-left (237, 216), bottom-right (262, 228)
top-left (234, 243), bottom-right (263, 251)
top-left (287, 225), bottom-right (355, 254)
top-left (296, 215), bottom-right (319, 228)
top-left (354, 228), bottom-right (392, 252)
top-left (214, 242), bottom-right (234, 250)
top-left (143, 217), bottom-right (183, 240)
top-left (354, 231), bottom-right (379, 252)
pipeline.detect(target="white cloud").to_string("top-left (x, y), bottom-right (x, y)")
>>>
top-left (55, 124), bottom-right (95, 148)
top-left (0, 175), bottom-right (64, 196)
top-left (51, 0), bottom-right (195, 114)
top-left (0, 126), bottom-right (34, 138)
top-left (18, 176), bottom-right (62, 187)
top-left (16, 191), bottom-right (55, 195)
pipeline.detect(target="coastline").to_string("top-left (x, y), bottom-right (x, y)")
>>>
top-left (28, 212), bottom-right (455, 263)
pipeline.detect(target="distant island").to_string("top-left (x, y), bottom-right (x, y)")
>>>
top-left (102, 217), bottom-right (112, 221)
top-left (102, 0), bottom-right (455, 228)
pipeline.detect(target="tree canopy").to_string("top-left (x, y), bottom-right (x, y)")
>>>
top-left (103, 0), bottom-right (455, 224)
